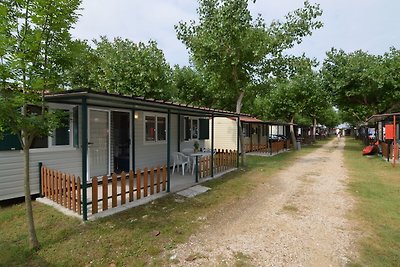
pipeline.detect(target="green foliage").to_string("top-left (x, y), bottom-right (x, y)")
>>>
top-left (175, 0), bottom-right (323, 112)
top-left (0, 0), bottom-right (81, 91)
top-left (67, 37), bottom-right (174, 100)
top-left (258, 57), bottom-right (331, 125)
top-left (322, 48), bottom-right (400, 125)
top-left (172, 65), bottom-right (212, 106)
top-left (0, 0), bottom-right (81, 147)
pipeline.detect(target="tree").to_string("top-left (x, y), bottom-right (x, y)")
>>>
top-left (321, 48), bottom-right (400, 125)
top-left (257, 58), bottom-right (331, 147)
top-left (68, 37), bottom-right (174, 100)
top-left (0, 0), bottom-right (81, 250)
top-left (176, 0), bottom-right (322, 161)
top-left (65, 39), bottom-right (99, 90)
top-left (172, 65), bottom-right (216, 106)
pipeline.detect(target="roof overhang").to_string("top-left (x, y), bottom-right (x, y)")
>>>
top-left (365, 113), bottom-right (400, 124)
top-left (45, 90), bottom-right (240, 118)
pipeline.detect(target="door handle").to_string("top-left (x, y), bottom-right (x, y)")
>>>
top-left (88, 142), bottom-right (94, 145)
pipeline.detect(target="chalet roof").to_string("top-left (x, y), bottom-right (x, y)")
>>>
top-left (45, 89), bottom-right (250, 118)
top-left (366, 113), bottom-right (400, 124)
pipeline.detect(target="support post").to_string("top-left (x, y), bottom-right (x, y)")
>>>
top-left (195, 156), bottom-right (199, 183)
top-left (38, 162), bottom-right (43, 197)
top-left (177, 115), bottom-right (181, 152)
top-left (393, 115), bottom-right (397, 167)
top-left (236, 115), bottom-right (240, 168)
top-left (266, 124), bottom-right (269, 152)
top-left (81, 97), bottom-right (88, 221)
top-left (167, 110), bottom-right (171, 192)
top-left (211, 114), bottom-right (214, 177)
top-left (132, 108), bottom-right (136, 172)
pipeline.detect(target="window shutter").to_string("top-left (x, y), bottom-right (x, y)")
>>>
top-left (199, 119), bottom-right (209, 140)
top-left (179, 115), bottom-right (185, 142)
top-left (0, 132), bottom-right (22, 151)
top-left (73, 106), bottom-right (79, 148)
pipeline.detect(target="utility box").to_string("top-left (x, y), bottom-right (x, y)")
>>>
top-left (386, 124), bottom-right (394, 140)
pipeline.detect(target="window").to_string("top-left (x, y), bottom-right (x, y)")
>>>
top-left (145, 116), bottom-right (156, 142)
top-left (29, 106), bottom-right (73, 149)
top-left (262, 125), bottom-right (267, 137)
top-left (242, 123), bottom-right (250, 137)
top-left (29, 106), bottom-right (49, 149)
top-left (184, 117), bottom-right (199, 140)
top-left (145, 114), bottom-right (167, 143)
top-left (157, 117), bottom-right (166, 141)
top-left (52, 110), bottom-right (70, 146)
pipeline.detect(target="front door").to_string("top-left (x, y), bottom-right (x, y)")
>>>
top-left (112, 111), bottom-right (131, 174)
top-left (89, 109), bottom-right (110, 177)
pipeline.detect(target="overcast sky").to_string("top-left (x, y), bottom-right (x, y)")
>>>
top-left (71, 0), bottom-right (400, 67)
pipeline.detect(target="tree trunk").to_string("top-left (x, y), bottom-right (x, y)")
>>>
top-left (312, 117), bottom-right (317, 142)
top-left (21, 103), bottom-right (40, 250)
top-left (236, 91), bottom-right (245, 166)
top-left (23, 144), bottom-right (40, 250)
top-left (289, 117), bottom-right (297, 150)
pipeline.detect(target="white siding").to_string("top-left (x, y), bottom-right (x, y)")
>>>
top-left (0, 148), bottom-right (82, 201)
top-left (205, 117), bottom-right (238, 150)
top-left (134, 112), bottom-right (178, 170)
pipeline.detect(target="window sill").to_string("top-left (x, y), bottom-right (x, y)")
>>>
top-left (143, 141), bottom-right (167, 146)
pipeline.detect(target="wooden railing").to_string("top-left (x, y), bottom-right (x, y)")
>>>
top-left (41, 166), bottom-right (81, 215)
top-left (90, 165), bottom-right (167, 215)
top-left (271, 141), bottom-right (285, 153)
top-left (381, 142), bottom-right (389, 160)
top-left (198, 149), bottom-right (237, 178)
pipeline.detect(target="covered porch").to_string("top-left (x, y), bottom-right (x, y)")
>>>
top-left (43, 90), bottom-right (240, 220)
top-left (365, 113), bottom-right (400, 164)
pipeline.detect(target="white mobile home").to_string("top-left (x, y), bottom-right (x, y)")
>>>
top-left (206, 116), bottom-right (291, 153)
top-left (0, 90), bottom-right (240, 204)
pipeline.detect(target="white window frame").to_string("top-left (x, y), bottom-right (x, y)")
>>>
top-left (183, 116), bottom-right (200, 142)
top-left (49, 107), bottom-right (73, 149)
top-left (184, 116), bottom-right (199, 141)
top-left (30, 104), bottom-right (75, 152)
top-left (143, 112), bottom-right (167, 144)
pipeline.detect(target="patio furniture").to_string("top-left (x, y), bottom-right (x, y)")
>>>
top-left (189, 150), bottom-right (214, 175)
top-left (172, 152), bottom-right (191, 176)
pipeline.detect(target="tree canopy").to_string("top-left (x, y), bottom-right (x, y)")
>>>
top-left (321, 48), bottom-right (400, 125)
top-left (175, 0), bottom-right (323, 113)
top-left (68, 37), bottom-right (174, 100)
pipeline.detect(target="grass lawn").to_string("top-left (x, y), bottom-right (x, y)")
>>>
top-left (344, 138), bottom-right (400, 266)
top-left (0, 140), bottom-right (328, 266)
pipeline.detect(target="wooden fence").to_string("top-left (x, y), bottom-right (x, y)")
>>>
top-left (90, 165), bottom-right (167, 215)
top-left (41, 166), bottom-right (81, 215)
top-left (244, 141), bottom-right (289, 154)
top-left (381, 142), bottom-right (389, 160)
top-left (271, 141), bottom-right (285, 153)
top-left (198, 149), bottom-right (237, 178)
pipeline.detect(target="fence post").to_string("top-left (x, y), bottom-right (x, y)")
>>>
top-left (92, 177), bottom-right (98, 214)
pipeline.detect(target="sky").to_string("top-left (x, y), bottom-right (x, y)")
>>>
top-left (70, 0), bottom-right (400, 67)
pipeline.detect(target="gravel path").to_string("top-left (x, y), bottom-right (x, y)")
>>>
top-left (169, 138), bottom-right (359, 266)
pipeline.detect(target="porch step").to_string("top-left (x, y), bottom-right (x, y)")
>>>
top-left (176, 185), bottom-right (211, 198)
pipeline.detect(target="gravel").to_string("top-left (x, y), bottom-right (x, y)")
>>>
top-left (168, 138), bottom-right (359, 266)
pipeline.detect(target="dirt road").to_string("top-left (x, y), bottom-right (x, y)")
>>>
top-left (169, 138), bottom-right (359, 266)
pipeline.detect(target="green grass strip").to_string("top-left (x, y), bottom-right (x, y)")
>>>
top-left (344, 138), bottom-right (400, 267)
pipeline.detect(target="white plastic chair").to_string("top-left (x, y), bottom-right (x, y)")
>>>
top-left (172, 152), bottom-right (190, 176)
top-left (182, 148), bottom-right (197, 172)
